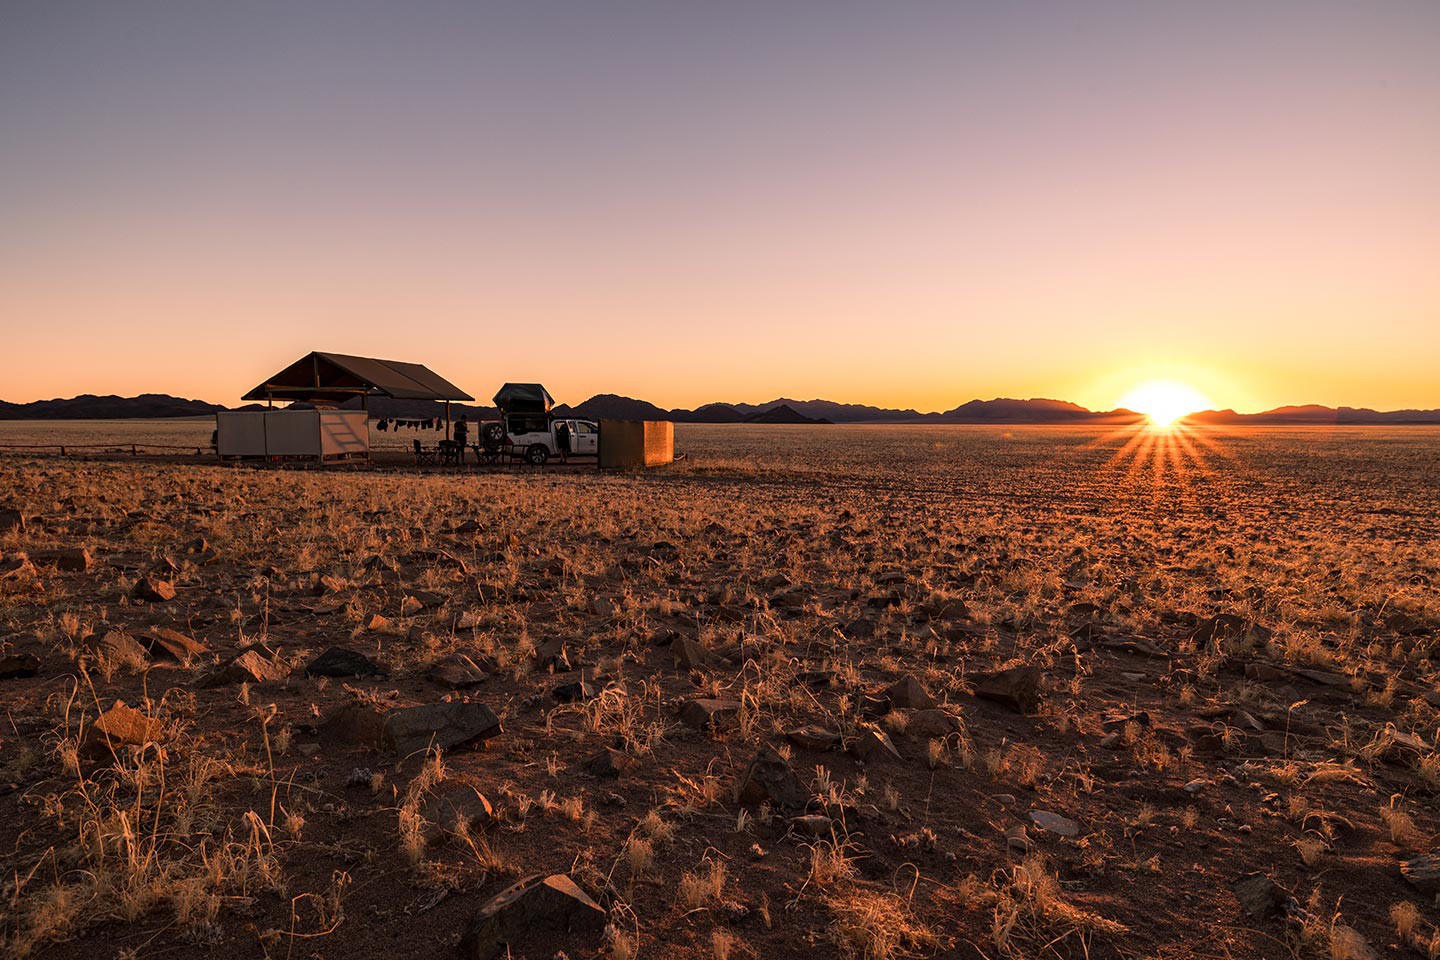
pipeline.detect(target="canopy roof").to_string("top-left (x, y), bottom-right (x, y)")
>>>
top-left (243, 352), bottom-right (473, 403)
top-left (493, 382), bottom-right (555, 414)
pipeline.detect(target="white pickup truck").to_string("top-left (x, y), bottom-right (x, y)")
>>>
top-left (488, 416), bottom-right (598, 464)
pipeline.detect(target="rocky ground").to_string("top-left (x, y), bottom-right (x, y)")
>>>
top-left (1, 425), bottom-right (1438, 959)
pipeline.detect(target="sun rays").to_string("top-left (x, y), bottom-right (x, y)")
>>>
top-left (1088, 418), bottom-right (1234, 485)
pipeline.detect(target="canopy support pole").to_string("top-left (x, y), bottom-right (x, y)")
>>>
top-left (445, 400), bottom-right (451, 440)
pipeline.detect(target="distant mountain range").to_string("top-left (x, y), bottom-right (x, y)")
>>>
top-left (3, 393), bottom-right (1439, 425)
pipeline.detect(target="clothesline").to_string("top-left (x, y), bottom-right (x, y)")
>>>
top-left (374, 418), bottom-right (443, 432)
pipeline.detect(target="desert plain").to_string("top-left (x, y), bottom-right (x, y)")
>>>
top-left (1, 422), bottom-right (1438, 960)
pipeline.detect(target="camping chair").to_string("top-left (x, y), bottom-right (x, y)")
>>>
top-left (438, 439), bottom-right (463, 466)
top-left (412, 439), bottom-right (437, 466)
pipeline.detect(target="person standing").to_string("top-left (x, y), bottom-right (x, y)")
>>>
top-left (555, 420), bottom-right (571, 463)
top-left (453, 416), bottom-right (469, 465)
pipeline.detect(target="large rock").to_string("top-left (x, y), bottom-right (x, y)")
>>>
top-left (143, 627), bottom-right (209, 662)
top-left (786, 724), bottom-right (842, 752)
top-left (973, 665), bottom-right (1042, 714)
top-left (907, 709), bottom-right (960, 739)
top-left (33, 548), bottom-right (93, 572)
top-left (1231, 873), bottom-right (1289, 920)
top-left (885, 675), bottom-right (935, 710)
top-left (1401, 854), bottom-right (1440, 895)
top-left (1192, 614), bottom-right (1272, 647)
top-left (735, 746), bottom-right (808, 808)
top-left (200, 644), bottom-right (290, 686)
top-left (423, 781), bottom-right (494, 843)
top-left (1028, 810), bottom-right (1081, 838)
top-left (304, 646), bottom-right (385, 678)
top-left (84, 701), bottom-right (163, 756)
top-left (132, 576), bottom-right (176, 602)
top-left (679, 698), bottom-right (740, 731)
top-left (384, 702), bottom-right (502, 757)
top-left (428, 653), bottom-right (492, 689)
top-left (460, 874), bottom-right (606, 960)
top-left (580, 747), bottom-right (637, 779)
top-left (87, 630), bottom-right (148, 663)
top-left (850, 725), bottom-right (902, 763)
top-left (672, 636), bottom-right (714, 670)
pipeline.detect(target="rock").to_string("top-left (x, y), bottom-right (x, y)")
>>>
top-left (790, 814), bottom-right (833, 836)
top-left (1231, 872), bottom-right (1289, 920)
top-left (143, 627), bottom-right (209, 662)
top-left (1401, 854), bottom-right (1440, 895)
top-left (384, 702), bottom-right (502, 757)
top-left (885, 675), bottom-right (936, 710)
top-left (1028, 810), bottom-right (1080, 838)
top-left (313, 574), bottom-right (346, 596)
top-left (459, 874), bottom-right (606, 960)
top-left (0, 652), bottom-right (41, 679)
top-left (1101, 711), bottom-right (1150, 732)
top-left (907, 708), bottom-right (959, 738)
top-left (1192, 614), bottom-right (1272, 647)
top-left (679, 698), bottom-right (740, 731)
top-left (365, 613), bottom-right (393, 633)
top-left (0, 509), bottom-right (24, 532)
top-left (84, 701), bottom-right (163, 755)
top-left (423, 781), bottom-right (494, 843)
top-left (551, 680), bottom-right (594, 703)
top-left (786, 724), bottom-right (842, 751)
top-left (132, 576), bottom-right (176, 602)
top-left (672, 636), bottom-right (714, 670)
top-left (402, 589), bottom-right (446, 611)
top-left (973, 665), bottom-right (1042, 714)
top-left (304, 647), bottom-right (384, 678)
top-left (0, 556), bottom-right (37, 581)
top-left (87, 630), bottom-right (148, 663)
top-left (185, 537), bottom-right (208, 554)
top-left (200, 644), bottom-right (289, 686)
top-left (407, 548), bottom-right (468, 573)
top-left (796, 669), bottom-right (836, 689)
top-left (580, 747), bottom-right (637, 779)
top-left (1005, 824), bottom-right (1033, 853)
top-left (735, 746), bottom-right (807, 808)
top-left (535, 638), bottom-right (571, 672)
top-left (590, 596), bottom-right (623, 618)
top-left (1380, 724), bottom-right (1432, 765)
top-left (428, 653), bottom-right (492, 689)
top-left (851, 725), bottom-right (902, 763)
top-left (32, 548), bottom-right (93, 572)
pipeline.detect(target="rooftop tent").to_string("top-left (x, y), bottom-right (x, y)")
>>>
top-left (493, 383), bottom-right (555, 415)
top-left (242, 352), bottom-right (473, 404)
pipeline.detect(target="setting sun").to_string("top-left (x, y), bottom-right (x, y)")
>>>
top-left (1119, 380), bottom-right (1213, 427)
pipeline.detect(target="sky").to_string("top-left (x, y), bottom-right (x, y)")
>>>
top-left (2, 1), bottom-right (1438, 414)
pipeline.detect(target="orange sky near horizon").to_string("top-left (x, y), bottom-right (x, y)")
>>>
top-left (2, 3), bottom-right (1437, 414)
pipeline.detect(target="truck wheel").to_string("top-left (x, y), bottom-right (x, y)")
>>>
top-left (526, 444), bottom-right (550, 465)
top-left (482, 422), bottom-right (505, 444)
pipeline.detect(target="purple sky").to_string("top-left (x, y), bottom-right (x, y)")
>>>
top-left (2, 1), bottom-right (1437, 412)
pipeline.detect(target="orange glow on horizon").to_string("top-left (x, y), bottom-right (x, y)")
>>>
top-left (1117, 381), bottom-right (1213, 427)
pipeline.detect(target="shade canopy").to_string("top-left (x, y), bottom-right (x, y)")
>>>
top-left (243, 352), bottom-right (473, 403)
top-left (493, 382), bottom-right (555, 414)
